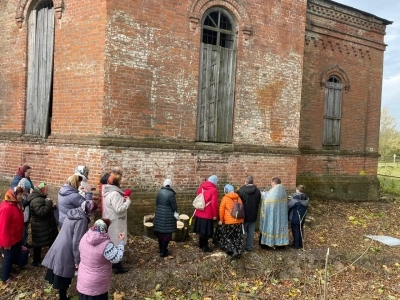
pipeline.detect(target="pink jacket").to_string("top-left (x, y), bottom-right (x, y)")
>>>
top-left (194, 181), bottom-right (219, 220)
top-left (77, 230), bottom-right (111, 296)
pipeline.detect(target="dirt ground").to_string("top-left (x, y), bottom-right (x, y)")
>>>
top-left (1, 193), bottom-right (400, 299)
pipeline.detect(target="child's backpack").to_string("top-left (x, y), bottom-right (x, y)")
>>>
top-left (229, 199), bottom-right (245, 219)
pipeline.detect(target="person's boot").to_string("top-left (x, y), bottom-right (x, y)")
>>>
top-left (113, 262), bottom-right (130, 274)
top-left (199, 237), bottom-right (205, 249)
top-left (202, 239), bottom-right (213, 252)
top-left (160, 241), bottom-right (172, 257)
top-left (158, 239), bottom-right (162, 254)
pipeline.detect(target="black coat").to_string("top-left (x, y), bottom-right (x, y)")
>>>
top-left (153, 187), bottom-right (178, 234)
top-left (237, 184), bottom-right (261, 223)
top-left (29, 190), bottom-right (58, 247)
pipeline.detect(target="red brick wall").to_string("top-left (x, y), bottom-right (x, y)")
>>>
top-left (0, 0), bottom-right (389, 203)
top-left (104, 0), bottom-right (307, 147)
top-left (298, 0), bottom-right (387, 178)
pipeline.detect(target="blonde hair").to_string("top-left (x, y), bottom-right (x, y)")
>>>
top-left (67, 175), bottom-right (81, 189)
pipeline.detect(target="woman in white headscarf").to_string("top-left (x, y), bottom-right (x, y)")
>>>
top-left (153, 179), bottom-right (177, 258)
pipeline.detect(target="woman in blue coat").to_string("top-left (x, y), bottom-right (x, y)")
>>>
top-left (153, 179), bottom-right (178, 258)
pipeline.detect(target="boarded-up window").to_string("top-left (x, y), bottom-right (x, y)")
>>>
top-left (26, 0), bottom-right (54, 138)
top-left (196, 8), bottom-right (236, 143)
top-left (323, 76), bottom-right (342, 147)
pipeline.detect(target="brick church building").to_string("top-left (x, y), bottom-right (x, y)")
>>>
top-left (0, 0), bottom-right (392, 207)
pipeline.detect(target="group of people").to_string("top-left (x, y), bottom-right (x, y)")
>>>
top-left (0, 165), bottom-right (132, 300)
top-left (153, 175), bottom-right (310, 260)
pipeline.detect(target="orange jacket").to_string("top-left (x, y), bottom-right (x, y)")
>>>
top-left (219, 192), bottom-right (244, 225)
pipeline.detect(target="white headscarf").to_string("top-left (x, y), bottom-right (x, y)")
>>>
top-left (163, 179), bottom-right (172, 188)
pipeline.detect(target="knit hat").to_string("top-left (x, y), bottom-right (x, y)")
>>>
top-left (91, 219), bottom-right (108, 234)
top-left (224, 184), bottom-right (234, 194)
top-left (75, 165), bottom-right (89, 181)
top-left (163, 179), bottom-right (172, 188)
top-left (100, 173), bottom-right (110, 184)
top-left (80, 200), bottom-right (98, 217)
top-left (207, 175), bottom-right (218, 186)
top-left (18, 178), bottom-right (31, 192)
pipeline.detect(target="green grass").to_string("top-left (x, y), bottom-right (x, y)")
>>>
top-left (378, 163), bottom-right (400, 195)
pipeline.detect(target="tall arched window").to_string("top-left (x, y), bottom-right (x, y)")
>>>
top-left (26, 0), bottom-right (54, 138)
top-left (196, 8), bottom-right (237, 143)
top-left (323, 76), bottom-right (342, 148)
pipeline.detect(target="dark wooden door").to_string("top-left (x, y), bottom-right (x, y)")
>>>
top-left (26, 1), bottom-right (54, 137)
top-left (197, 43), bottom-right (236, 142)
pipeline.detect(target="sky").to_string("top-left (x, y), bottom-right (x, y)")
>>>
top-left (334, 0), bottom-right (400, 129)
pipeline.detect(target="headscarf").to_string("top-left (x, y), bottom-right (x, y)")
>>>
top-left (67, 175), bottom-right (81, 189)
top-left (5, 187), bottom-right (24, 202)
top-left (91, 219), bottom-right (108, 234)
top-left (16, 165), bottom-right (31, 177)
top-left (18, 178), bottom-right (31, 192)
top-left (207, 175), bottom-right (218, 186)
top-left (224, 184), bottom-right (234, 194)
top-left (16, 166), bottom-right (25, 177)
top-left (35, 182), bottom-right (47, 195)
top-left (163, 179), bottom-right (172, 188)
top-left (80, 200), bottom-right (98, 217)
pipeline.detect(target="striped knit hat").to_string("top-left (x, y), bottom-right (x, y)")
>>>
top-left (91, 219), bottom-right (108, 234)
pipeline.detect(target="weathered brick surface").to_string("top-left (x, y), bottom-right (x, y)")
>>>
top-left (297, 0), bottom-right (389, 200)
top-left (0, 0), bottom-right (390, 212)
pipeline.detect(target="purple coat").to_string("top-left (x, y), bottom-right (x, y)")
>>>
top-left (42, 208), bottom-right (89, 278)
top-left (58, 184), bottom-right (91, 226)
top-left (77, 230), bottom-right (111, 296)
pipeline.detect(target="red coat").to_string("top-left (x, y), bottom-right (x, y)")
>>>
top-left (0, 200), bottom-right (24, 248)
top-left (194, 181), bottom-right (219, 220)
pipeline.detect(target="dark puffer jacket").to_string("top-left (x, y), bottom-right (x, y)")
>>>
top-left (153, 187), bottom-right (178, 234)
top-left (288, 192), bottom-right (309, 224)
top-left (29, 190), bottom-right (58, 247)
top-left (237, 184), bottom-right (261, 223)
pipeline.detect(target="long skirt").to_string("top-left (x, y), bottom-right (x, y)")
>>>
top-left (192, 217), bottom-right (214, 238)
top-left (218, 224), bottom-right (244, 254)
top-left (45, 268), bottom-right (72, 290)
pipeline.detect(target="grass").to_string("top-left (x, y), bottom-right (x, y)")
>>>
top-left (378, 162), bottom-right (400, 196)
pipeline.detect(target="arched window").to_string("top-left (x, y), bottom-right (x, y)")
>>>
top-left (196, 8), bottom-right (237, 143)
top-left (26, 0), bottom-right (54, 138)
top-left (323, 76), bottom-right (342, 148)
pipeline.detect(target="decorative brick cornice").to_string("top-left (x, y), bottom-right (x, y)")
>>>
top-left (189, 0), bottom-right (253, 40)
top-left (15, 0), bottom-right (63, 28)
top-left (307, 1), bottom-right (386, 35)
top-left (305, 34), bottom-right (371, 61)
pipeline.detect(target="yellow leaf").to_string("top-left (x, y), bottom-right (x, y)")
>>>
top-left (377, 288), bottom-right (384, 294)
top-left (252, 286), bottom-right (258, 290)
top-left (349, 216), bottom-right (355, 221)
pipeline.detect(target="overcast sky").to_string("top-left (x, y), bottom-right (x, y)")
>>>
top-left (334, 0), bottom-right (400, 128)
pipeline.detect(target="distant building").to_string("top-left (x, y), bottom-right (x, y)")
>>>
top-left (0, 0), bottom-right (392, 202)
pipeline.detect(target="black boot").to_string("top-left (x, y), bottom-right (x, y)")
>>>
top-left (199, 237), bottom-right (205, 249)
top-left (158, 239), bottom-right (162, 254)
top-left (113, 262), bottom-right (130, 274)
top-left (160, 241), bottom-right (171, 257)
top-left (202, 238), bottom-right (213, 253)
